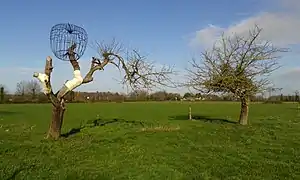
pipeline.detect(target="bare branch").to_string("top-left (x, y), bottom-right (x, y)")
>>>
top-left (82, 57), bottom-right (110, 84)
top-left (79, 40), bottom-right (125, 84)
top-left (67, 43), bottom-right (80, 71)
top-left (121, 51), bottom-right (175, 90)
top-left (96, 38), bottom-right (124, 58)
top-left (85, 40), bottom-right (175, 91)
top-left (54, 41), bottom-right (123, 99)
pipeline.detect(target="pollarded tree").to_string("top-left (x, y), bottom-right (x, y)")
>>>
top-left (33, 40), bottom-right (174, 139)
top-left (186, 25), bottom-right (287, 125)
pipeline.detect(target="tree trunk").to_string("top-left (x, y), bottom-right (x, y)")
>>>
top-left (47, 101), bottom-right (65, 139)
top-left (239, 97), bottom-right (249, 125)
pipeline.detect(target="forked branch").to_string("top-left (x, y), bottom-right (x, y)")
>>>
top-left (33, 56), bottom-right (59, 105)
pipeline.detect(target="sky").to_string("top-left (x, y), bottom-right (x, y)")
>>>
top-left (0, 0), bottom-right (299, 95)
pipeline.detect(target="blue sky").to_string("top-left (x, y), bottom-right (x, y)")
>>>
top-left (0, 0), bottom-right (299, 95)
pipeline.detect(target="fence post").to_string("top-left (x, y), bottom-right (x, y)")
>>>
top-left (189, 105), bottom-right (192, 120)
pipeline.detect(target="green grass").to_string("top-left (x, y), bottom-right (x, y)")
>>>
top-left (0, 102), bottom-right (299, 180)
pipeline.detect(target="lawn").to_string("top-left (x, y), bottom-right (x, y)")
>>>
top-left (0, 102), bottom-right (299, 180)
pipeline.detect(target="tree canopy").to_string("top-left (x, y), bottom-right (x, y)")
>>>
top-left (187, 25), bottom-right (287, 99)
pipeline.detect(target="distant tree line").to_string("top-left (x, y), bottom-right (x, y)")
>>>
top-left (0, 81), bottom-right (299, 104)
top-left (0, 81), bottom-right (181, 103)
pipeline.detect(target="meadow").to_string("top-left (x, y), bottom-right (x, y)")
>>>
top-left (0, 102), bottom-right (299, 180)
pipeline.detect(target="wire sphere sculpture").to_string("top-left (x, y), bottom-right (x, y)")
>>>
top-left (50, 23), bottom-right (88, 61)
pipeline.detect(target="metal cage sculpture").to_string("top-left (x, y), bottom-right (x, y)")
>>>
top-left (50, 23), bottom-right (88, 61)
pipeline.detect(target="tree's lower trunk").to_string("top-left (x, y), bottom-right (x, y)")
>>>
top-left (239, 97), bottom-right (249, 125)
top-left (47, 101), bottom-right (65, 139)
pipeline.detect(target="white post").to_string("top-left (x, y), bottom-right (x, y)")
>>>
top-left (189, 106), bottom-right (192, 120)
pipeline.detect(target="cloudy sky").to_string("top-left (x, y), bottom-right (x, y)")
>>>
top-left (0, 0), bottom-right (299, 95)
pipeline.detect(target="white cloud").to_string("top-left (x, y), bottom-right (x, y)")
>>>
top-left (188, 0), bottom-right (300, 94)
top-left (190, 1), bottom-right (300, 49)
top-left (189, 24), bottom-right (224, 49)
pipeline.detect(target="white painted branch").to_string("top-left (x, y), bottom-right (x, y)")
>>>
top-left (33, 72), bottom-right (51, 94)
top-left (64, 70), bottom-right (83, 91)
top-left (56, 70), bottom-right (84, 99)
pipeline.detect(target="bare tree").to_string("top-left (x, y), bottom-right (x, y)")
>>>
top-left (15, 81), bottom-right (26, 96)
top-left (26, 80), bottom-right (42, 98)
top-left (128, 90), bottom-right (148, 101)
top-left (295, 90), bottom-right (299, 102)
top-left (267, 87), bottom-right (273, 98)
top-left (186, 25), bottom-right (287, 125)
top-left (33, 40), bottom-right (173, 139)
top-left (15, 80), bottom-right (42, 97)
top-left (150, 91), bottom-right (168, 101)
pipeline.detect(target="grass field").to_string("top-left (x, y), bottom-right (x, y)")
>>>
top-left (0, 102), bottom-right (299, 180)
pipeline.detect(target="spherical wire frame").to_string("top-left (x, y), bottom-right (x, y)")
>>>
top-left (50, 23), bottom-right (88, 61)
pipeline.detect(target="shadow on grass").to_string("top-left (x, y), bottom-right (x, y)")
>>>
top-left (61, 118), bottom-right (145, 138)
top-left (0, 111), bottom-right (21, 116)
top-left (169, 114), bottom-right (237, 124)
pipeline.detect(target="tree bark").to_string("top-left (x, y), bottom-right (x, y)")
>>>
top-left (239, 97), bottom-right (249, 125)
top-left (47, 101), bottom-right (65, 139)
top-left (33, 50), bottom-right (110, 139)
